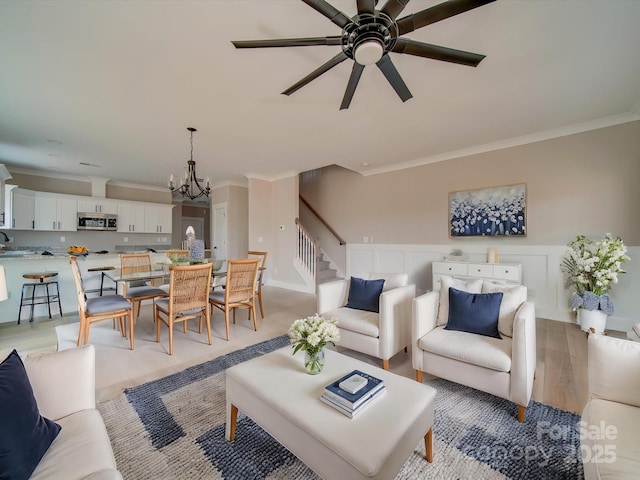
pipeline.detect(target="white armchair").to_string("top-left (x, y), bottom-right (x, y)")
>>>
top-left (582, 334), bottom-right (640, 479)
top-left (412, 279), bottom-right (536, 422)
top-left (318, 273), bottom-right (416, 370)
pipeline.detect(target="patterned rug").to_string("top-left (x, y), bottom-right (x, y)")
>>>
top-left (98, 335), bottom-right (584, 479)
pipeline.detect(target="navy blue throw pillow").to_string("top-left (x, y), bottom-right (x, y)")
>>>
top-left (445, 287), bottom-right (503, 339)
top-left (346, 277), bottom-right (385, 313)
top-left (0, 350), bottom-right (61, 480)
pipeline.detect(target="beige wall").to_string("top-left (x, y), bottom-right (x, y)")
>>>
top-left (210, 185), bottom-right (248, 260)
top-left (300, 121), bottom-right (640, 247)
top-left (8, 173), bottom-right (91, 196)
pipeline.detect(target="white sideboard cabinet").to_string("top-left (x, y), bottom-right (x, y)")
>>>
top-left (432, 260), bottom-right (522, 291)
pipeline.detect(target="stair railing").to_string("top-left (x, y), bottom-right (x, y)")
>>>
top-left (295, 218), bottom-right (317, 281)
top-left (299, 195), bottom-right (346, 246)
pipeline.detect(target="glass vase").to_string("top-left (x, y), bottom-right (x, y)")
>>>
top-left (304, 348), bottom-right (325, 375)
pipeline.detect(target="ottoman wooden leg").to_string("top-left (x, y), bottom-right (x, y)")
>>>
top-left (229, 404), bottom-right (238, 441)
top-left (425, 428), bottom-right (433, 462)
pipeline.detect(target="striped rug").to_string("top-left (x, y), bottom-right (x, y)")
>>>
top-left (98, 335), bottom-right (584, 479)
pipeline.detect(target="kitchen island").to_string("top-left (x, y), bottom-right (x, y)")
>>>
top-left (0, 252), bottom-right (172, 325)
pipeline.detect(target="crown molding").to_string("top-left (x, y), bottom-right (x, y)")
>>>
top-left (245, 170), bottom-right (298, 182)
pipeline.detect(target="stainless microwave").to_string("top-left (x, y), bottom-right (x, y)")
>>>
top-left (77, 213), bottom-right (117, 231)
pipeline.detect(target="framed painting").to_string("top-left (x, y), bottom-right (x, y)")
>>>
top-left (449, 183), bottom-right (526, 237)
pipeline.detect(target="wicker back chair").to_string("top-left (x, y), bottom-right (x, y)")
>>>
top-left (153, 262), bottom-right (213, 355)
top-left (70, 256), bottom-right (134, 349)
top-left (120, 253), bottom-right (167, 318)
top-left (209, 258), bottom-right (260, 341)
top-left (248, 250), bottom-right (268, 318)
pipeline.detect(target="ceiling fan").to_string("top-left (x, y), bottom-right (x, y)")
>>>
top-left (232, 0), bottom-right (496, 109)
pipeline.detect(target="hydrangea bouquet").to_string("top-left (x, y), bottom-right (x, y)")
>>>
top-left (288, 315), bottom-right (340, 373)
top-left (561, 233), bottom-right (629, 315)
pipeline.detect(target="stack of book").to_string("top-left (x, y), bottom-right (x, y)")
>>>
top-left (320, 369), bottom-right (386, 418)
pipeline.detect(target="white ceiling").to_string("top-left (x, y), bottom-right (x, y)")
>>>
top-left (0, 0), bottom-right (639, 190)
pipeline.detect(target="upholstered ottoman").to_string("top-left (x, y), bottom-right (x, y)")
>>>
top-left (226, 347), bottom-right (436, 480)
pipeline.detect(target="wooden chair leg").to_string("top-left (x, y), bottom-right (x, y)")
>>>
top-left (128, 311), bottom-right (134, 350)
top-left (168, 318), bottom-right (174, 355)
top-left (257, 292), bottom-right (264, 319)
top-left (424, 428), bottom-right (433, 462)
top-left (77, 320), bottom-right (85, 347)
top-left (517, 405), bottom-right (526, 423)
top-left (224, 308), bottom-right (230, 341)
top-left (251, 299), bottom-right (258, 331)
top-left (156, 312), bottom-right (161, 343)
top-left (205, 311), bottom-right (212, 345)
top-left (416, 370), bottom-right (423, 383)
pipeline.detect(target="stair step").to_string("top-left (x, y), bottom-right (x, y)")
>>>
top-left (317, 268), bottom-right (338, 281)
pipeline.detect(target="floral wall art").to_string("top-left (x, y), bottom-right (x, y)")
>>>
top-left (449, 184), bottom-right (526, 237)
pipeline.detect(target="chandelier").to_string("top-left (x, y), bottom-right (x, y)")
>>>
top-left (168, 127), bottom-right (211, 200)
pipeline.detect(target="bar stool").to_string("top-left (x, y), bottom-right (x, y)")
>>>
top-left (86, 266), bottom-right (117, 296)
top-left (18, 272), bottom-right (63, 324)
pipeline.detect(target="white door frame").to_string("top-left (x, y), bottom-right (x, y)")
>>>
top-left (212, 202), bottom-right (227, 259)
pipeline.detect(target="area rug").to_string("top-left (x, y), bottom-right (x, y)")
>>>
top-left (98, 335), bottom-right (584, 479)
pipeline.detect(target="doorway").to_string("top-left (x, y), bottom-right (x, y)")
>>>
top-left (181, 217), bottom-right (205, 248)
top-left (212, 202), bottom-right (227, 259)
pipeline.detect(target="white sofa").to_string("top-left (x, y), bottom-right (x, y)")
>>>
top-left (582, 334), bottom-right (640, 479)
top-left (412, 277), bottom-right (536, 422)
top-left (318, 273), bottom-right (416, 370)
top-left (24, 345), bottom-right (122, 480)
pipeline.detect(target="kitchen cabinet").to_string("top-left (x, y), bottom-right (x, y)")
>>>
top-left (10, 188), bottom-right (35, 230)
top-left (34, 193), bottom-right (77, 231)
top-left (432, 260), bottom-right (522, 291)
top-left (117, 202), bottom-right (145, 233)
top-left (77, 198), bottom-right (118, 214)
top-left (144, 204), bottom-right (173, 234)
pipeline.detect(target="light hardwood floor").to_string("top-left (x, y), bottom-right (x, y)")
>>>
top-left (0, 286), bottom-right (625, 414)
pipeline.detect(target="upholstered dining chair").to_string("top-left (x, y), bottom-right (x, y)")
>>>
top-left (209, 258), bottom-right (260, 341)
top-left (248, 250), bottom-right (268, 318)
top-left (153, 262), bottom-right (213, 355)
top-left (69, 256), bottom-right (134, 349)
top-left (120, 253), bottom-right (167, 318)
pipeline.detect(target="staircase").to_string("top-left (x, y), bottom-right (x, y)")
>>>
top-left (316, 253), bottom-right (339, 285)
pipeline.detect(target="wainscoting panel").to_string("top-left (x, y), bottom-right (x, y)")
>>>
top-left (346, 244), bottom-right (639, 333)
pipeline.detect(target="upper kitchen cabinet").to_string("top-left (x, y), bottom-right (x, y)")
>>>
top-left (10, 188), bottom-right (35, 230)
top-left (117, 202), bottom-right (145, 233)
top-left (0, 165), bottom-right (12, 228)
top-left (144, 204), bottom-right (173, 234)
top-left (34, 192), bottom-right (78, 231)
top-left (77, 197), bottom-right (118, 214)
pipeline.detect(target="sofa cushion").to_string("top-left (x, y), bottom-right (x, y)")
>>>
top-left (482, 281), bottom-right (527, 337)
top-left (581, 398), bottom-right (640, 480)
top-left (346, 277), bottom-right (385, 313)
top-left (418, 326), bottom-right (512, 372)
top-left (30, 409), bottom-right (120, 480)
top-left (445, 288), bottom-right (503, 339)
top-left (0, 350), bottom-right (61, 480)
top-left (366, 273), bottom-right (408, 292)
top-left (323, 307), bottom-right (380, 338)
top-left (436, 276), bottom-right (483, 326)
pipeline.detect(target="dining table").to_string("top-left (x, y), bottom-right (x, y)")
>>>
top-left (104, 262), bottom-right (228, 289)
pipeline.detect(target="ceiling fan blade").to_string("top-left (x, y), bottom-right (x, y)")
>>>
top-left (376, 55), bottom-right (412, 102)
top-left (232, 36), bottom-right (342, 48)
top-left (392, 38), bottom-right (485, 66)
top-left (380, 0), bottom-right (411, 20)
top-left (282, 52), bottom-right (349, 96)
top-left (301, 0), bottom-right (352, 29)
top-left (340, 63), bottom-right (365, 110)
top-left (397, 0), bottom-right (495, 36)
top-left (356, 0), bottom-right (376, 16)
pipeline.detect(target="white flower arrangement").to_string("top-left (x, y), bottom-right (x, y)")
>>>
top-left (288, 314), bottom-right (340, 357)
top-left (561, 233), bottom-right (629, 315)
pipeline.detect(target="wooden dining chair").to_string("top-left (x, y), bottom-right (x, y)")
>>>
top-left (248, 250), bottom-right (268, 318)
top-left (153, 262), bottom-right (213, 355)
top-left (209, 258), bottom-right (260, 341)
top-left (120, 253), bottom-right (167, 318)
top-left (69, 256), bottom-right (134, 349)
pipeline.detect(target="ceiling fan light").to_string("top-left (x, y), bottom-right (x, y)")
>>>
top-left (354, 40), bottom-right (383, 66)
